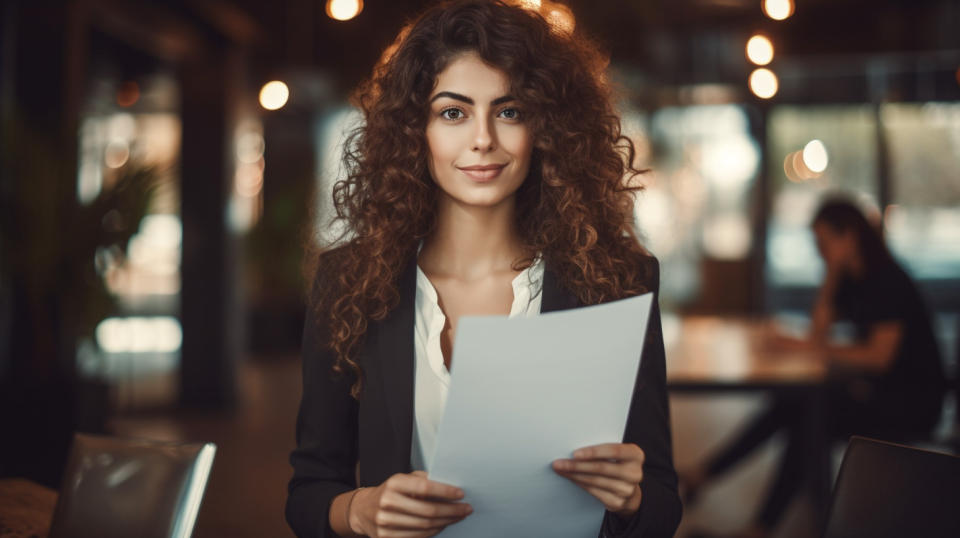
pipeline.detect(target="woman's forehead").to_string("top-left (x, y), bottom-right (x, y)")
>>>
top-left (431, 52), bottom-right (512, 101)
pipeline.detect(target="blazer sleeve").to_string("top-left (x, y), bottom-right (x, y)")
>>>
top-left (600, 256), bottom-right (682, 537)
top-left (285, 269), bottom-right (359, 537)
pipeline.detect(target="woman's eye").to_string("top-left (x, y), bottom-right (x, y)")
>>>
top-left (440, 108), bottom-right (464, 121)
top-left (499, 108), bottom-right (521, 120)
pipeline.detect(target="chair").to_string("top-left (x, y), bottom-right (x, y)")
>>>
top-left (47, 433), bottom-right (216, 538)
top-left (821, 435), bottom-right (960, 538)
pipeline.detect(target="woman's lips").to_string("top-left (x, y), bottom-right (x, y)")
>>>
top-left (457, 164), bottom-right (506, 182)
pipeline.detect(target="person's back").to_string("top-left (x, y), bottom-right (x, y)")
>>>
top-left (834, 261), bottom-right (945, 435)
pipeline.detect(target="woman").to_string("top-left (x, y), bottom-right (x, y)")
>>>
top-left (286, 1), bottom-right (681, 536)
top-left (682, 197), bottom-right (945, 538)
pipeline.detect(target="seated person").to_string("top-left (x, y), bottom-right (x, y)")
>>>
top-left (682, 196), bottom-right (946, 538)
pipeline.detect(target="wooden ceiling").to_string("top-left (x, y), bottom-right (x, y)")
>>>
top-left (90, 0), bottom-right (960, 103)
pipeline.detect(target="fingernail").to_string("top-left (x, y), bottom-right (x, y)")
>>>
top-left (573, 449), bottom-right (585, 458)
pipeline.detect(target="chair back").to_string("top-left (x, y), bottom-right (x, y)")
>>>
top-left (48, 433), bottom-right (216, 538)
top-left (822, 435), bottom-right (960, 538)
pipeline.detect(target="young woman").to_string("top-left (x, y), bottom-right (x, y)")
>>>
top-left (286, 2), bottom-right (681, 536)
top-left (682, 197), bottom-right (946, 538)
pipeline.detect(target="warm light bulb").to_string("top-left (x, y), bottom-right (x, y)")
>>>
top-left (259, 81), bottom-right (289, 111)
top-left (763, 0), bottom-right (794, 21)
top-left (326, 0), bottom-right (363, 21)
top-left (116, 81), bottom-right (140, 107)
top-left (746, 35), bottom-right (774, 66)
top-left (749, 68), bottom-right (779, 99)
top-left (545, 3), bottom-right (575, 34)
top-left (802, 140), bottom-right (829, 173)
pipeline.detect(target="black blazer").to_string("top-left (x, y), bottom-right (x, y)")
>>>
top-left (286, 252), bottom-right (681, 538)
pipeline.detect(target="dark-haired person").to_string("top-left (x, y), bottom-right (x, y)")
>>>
top-left (682, 197), bottom-right (946, 538)
top-left (285, 1), bottom-right (681, 537)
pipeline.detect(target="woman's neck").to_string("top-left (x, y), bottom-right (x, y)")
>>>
top-left (419, 194), bottom-right (523, 281)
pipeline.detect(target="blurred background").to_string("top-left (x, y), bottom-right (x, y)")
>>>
top-left (1, 0), bottom-right (958, 537)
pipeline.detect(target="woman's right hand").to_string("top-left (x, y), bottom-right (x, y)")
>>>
top-left (349, 471), bottom-right (473, 537)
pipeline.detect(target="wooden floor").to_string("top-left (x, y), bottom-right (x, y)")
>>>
top-left (111, 357), bottom-right (301, 538)
top-left (111, 357), bottom-right (823, 538)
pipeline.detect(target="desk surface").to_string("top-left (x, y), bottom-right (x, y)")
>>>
top-left (664, 315), bottom-right (826, 391)
top-left (0, 478), bottom-right (56, 538)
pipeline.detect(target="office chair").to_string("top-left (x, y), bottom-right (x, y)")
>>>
top-left (821, 435), bottom-right (960, 538)
top-left (48, 433), bottom-right (216, 538)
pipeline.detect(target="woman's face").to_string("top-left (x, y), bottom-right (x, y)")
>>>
top-left (813, 221), bottom-right (856, 271)
top-left (425, 51), bottom-right (533, 210)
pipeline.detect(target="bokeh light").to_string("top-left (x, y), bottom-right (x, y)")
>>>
top-left (746, 35), bottom-right (774, 66)
top-left (104, 140), bottom-right (130, 168)
top-left (749, 68), bottom-right (779, 99)
top-left (259, 81), bottom-right (289, 111)
top-left (236, 132), bottom-right (265, 164)
top-left (326, 0), bottom-right (363, 21)
top-left (702, 213), bottom-right (752, 259)
top-left (802, 139), bottom-right (829, 173)
top-left (235, 161), bottom-right (265, 198)
top-left (763, 0), bottom-right (794, 21)
top-left (783, 150), bottom-right (821, 182)
top-left (116, 81), bottom-right (140, 107)
top-left (519, 0), bottom-right (542, 9)
top-left (96, 316), bottom-right (182, 353)
top-left (545, 2), bottom-right (575, 34)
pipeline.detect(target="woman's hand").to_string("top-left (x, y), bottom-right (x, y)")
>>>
top-left (350, 471), bottom-right (472, 537)
top-left (552, 443), bottom-right (644, 518)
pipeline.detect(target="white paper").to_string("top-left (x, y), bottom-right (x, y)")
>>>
top-left (429, 292), bottom-right (654, 538)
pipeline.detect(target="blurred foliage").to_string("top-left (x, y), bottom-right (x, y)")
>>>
top-left (243, 170), bottom-right (311, 309)
top-left (0, 117), bottom-right (161, 345)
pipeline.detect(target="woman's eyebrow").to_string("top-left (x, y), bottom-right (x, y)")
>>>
top-left (429, 91), bottom-right (516, 106)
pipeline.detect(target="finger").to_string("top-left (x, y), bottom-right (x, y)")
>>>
top-left (381, 489), bottom-right (473, 519)
top-left (556, 471), bottom-right (637, 498)
top-left (387, 474), bottom-right (464, 500)
top-left (373, 509), bottom-right (466, 531)
top-left (554, 458), bottom-right (634, 478)
top-left (376, 529), bottom-right (441, 538)
top-left (573, 443), bottom-right (644, 462)
top-left (557, 459), bottom-right (645, 483)
top-left (574, 481), bottom-right (632, 512)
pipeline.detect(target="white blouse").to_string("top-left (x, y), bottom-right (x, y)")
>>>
top-left (411, 257), bottom-right (545, 471)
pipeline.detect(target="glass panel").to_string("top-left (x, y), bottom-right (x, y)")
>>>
top-left (76, 70), bottom-right (183, 410)
top-left (633, 105), bottom-right (760, 307)
top-left (766, 105), bottom-right (879, 287)
top-left (882, 102), bottom-right (960, 280)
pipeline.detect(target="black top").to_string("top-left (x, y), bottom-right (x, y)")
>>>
top-left (286, 250), bottom-right (682, 537)
top-left (833, 261), bottom-right (946, 427)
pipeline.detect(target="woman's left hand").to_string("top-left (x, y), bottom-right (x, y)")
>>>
top-left (552, 443), bottom-right (644, 518)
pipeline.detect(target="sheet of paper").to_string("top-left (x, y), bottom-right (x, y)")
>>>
top-left (429, 292), bottom-right (654, 538)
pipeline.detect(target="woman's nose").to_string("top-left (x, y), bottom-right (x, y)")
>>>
top-left (472, 117), bottom-right (495, 152)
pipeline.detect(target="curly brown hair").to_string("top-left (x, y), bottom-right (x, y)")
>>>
top-left (312, 0), bottom-right (650, 397)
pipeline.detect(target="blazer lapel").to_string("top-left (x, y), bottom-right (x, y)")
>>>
top-left (376, 256), bottom-right (417, 469)
top-left (541, 262), bottom-right (582, 313)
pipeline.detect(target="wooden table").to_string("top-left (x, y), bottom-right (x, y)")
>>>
top-left (665, 315), bottom-right (826, 390)
top-left (663, 315), bottom-right (832, 524)
top-left (0, 478), bottom-right (57, 538)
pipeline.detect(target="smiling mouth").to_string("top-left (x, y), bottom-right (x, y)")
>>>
top-left (457, 164), bottom-right (506, 181)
